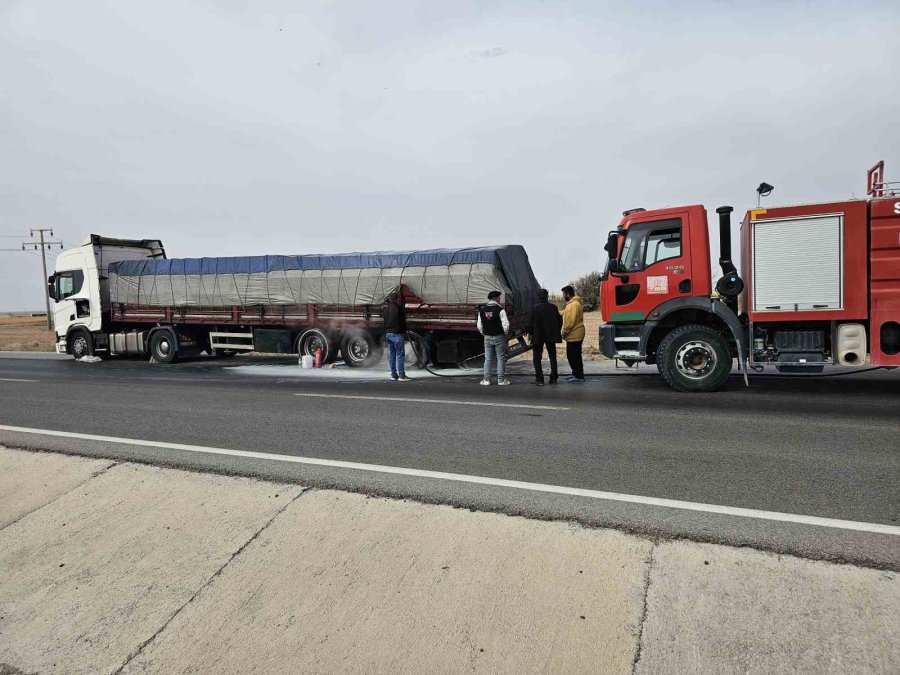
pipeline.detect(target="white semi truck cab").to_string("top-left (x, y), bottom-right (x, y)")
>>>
top-left (49, 235), bottom-right (165, 358)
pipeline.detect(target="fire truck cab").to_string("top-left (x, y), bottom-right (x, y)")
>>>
top-left (599, 165), bottom-right (900, 392)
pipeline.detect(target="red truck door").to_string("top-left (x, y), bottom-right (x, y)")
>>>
top-left (602, 206), bottom-right (710, 322)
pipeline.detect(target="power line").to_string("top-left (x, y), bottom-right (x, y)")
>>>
top-left (16, 228), bottom-right (65, 331)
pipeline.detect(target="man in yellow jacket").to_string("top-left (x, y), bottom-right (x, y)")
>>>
top-left (561, 285), bottom-right (585, 382)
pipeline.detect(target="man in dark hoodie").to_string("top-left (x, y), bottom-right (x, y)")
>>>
top-left (383, 291), bottom-right (409, 381)
top-left (531, 288), bottom-right (563, 385)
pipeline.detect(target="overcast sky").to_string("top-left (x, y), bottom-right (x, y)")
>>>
top-left (2, 0), bottom-right (898, 311)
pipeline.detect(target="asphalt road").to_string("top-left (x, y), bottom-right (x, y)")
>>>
top-left (1, 352), bottom-right (898, 569)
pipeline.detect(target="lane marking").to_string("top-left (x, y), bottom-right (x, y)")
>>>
top-left (293, 392), bottom-right (570, 411)
top-left (0, 378), bottom-right (38, 383)
top-left (0, 424), bottom-right (897, 536)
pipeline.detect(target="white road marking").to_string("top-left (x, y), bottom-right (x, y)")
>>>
top-left (293, 392), bottom-right (570, 411)
top-left (0, 378), bottom-right (38, 383)
top-left (0, 424), bottom-right (898, 536)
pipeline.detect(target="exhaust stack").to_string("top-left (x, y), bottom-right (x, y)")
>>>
top-left (714, 205), bottom-right (744, 299)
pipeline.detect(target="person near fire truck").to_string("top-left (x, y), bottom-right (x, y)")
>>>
top-left (477, 290), bottom-right (510, 386)
top-left (531, 288), bottom-right (563, 385)
top-left (561, 285), bottom-right (585, 382)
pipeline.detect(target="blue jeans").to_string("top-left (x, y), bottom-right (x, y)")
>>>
top-left (386, 333), bottom-right (405, 376)
top-left (483, 334), bottom-right (507, 380)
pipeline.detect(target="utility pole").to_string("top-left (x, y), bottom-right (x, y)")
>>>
top-left (21, 228), bottom-right (64, 330)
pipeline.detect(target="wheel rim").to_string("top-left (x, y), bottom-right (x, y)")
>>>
top-left (346, 336), bottom-right (369, 362)
top-left (675, 340), bottom-right (717, 380)
top-left (73, 336), bottom-right (88, 357)
top-left (303, 334), bottom-right (327, 357)
top-left (157, 338), bottom-right (171, 357)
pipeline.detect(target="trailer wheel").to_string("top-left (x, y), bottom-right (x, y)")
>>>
top-left (149, 330), bottom-right (178, 364)
top-left (297, 328), bottom-right (336, 364)
top-left (68, 329), bottom-right (93, 359)
top-left (657, 324), bottom-right (732, 392)
top-left (341, 330), bottom-right (383, 368)
top-left (405, 332), bottom-right (430, 369)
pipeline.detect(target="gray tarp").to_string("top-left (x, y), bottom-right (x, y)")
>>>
top-left (108, 246), bottom-right (540, 317)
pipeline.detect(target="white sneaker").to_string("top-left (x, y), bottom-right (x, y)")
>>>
top-left (498, 378), bottom-right (511, 386)
top-left (480, 379), bottom-right (491, 386)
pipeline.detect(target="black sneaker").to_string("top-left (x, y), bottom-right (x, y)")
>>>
top-left (532, 380), bottom-right (544, 386)
top-left (397, 375), bottom-right (411, 381)
top-left (390, 374), bottom-right (399, 381)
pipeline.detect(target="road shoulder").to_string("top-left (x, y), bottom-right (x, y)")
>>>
top-left (0, 446), bottom-right (897, 674)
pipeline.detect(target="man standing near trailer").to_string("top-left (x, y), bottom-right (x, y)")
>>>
top-left (561, 285), bottom-right (585, 382)
top-left (531, 289), bottom-right (563, 385)
top-left (478, 290), bottom-right (510, 386)
top-left (383, 292), bottom-right (409, 381)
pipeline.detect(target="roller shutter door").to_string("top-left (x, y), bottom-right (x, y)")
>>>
top-left (752, 214), bottom-right (843, 311)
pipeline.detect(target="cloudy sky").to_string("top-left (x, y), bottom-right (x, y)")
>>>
top-left (2, 0), bottom-right (898, 311)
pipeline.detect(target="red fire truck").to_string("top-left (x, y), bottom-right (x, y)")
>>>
top-left (599, 163), bottom-right (900, 391)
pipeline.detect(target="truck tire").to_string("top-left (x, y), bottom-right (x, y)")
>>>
top-left (405, 332), bottom-right (430, 369)
top-left (68, 328), bottom-right (93, 359)
top-left (341, 330), bottom-right (383, 368)
top-left (657, 324), bottom-right (732, 392)
top-left (297, 328), bottom-right (336, 364)
top-left (149, 330), bottom-right (178, 364)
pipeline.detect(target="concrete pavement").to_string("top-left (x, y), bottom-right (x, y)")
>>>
top-left (1, 446), bottom-right (897, 674)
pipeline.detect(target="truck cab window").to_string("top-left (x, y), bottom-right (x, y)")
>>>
top-left (620, 218), bottom-right (682, 272)
top-left (56, 270), bottom-right (84, 299)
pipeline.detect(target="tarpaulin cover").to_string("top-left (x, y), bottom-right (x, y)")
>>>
top-left (108, 245), bottom-right (540, 316)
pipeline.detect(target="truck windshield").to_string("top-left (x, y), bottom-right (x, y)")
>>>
top-left (619, 218), bottom-right (682, 272)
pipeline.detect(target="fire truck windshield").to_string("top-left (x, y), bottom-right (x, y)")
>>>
top-left (619, 218), bottom-right (682, 272)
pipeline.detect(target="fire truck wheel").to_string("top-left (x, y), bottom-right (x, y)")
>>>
top-left (341, 330), bottom-right (382, 368)
top-left (657, 324), bottom-right (732, 392)
top-left (297, 328), bottom-right (336, 364)
top-left (68, 329), bottom-right (94, 359)
top-left (149, 330), bottom-right (179, 364)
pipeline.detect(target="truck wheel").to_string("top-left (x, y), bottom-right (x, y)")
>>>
top-left (657, 324), bottom-right (732, 392)
top-left (297, 328), bottom-right (336, 364)
top-left (149, 330), bottom-right (178, 364)
top-left (341, 330), bottom-right (382, 368)
top-left (405, 332), bottom-right (430, 369)
top-left (68, 329), bottom-right (93, 359)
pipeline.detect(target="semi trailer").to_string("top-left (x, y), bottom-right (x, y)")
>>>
top-left (48, 240), bottom-right (540, 367)
top-left (600, 162), bottom-right (900, 391)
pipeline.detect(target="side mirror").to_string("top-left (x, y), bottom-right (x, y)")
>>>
top-left (604, 232), bottom-right (619, 257)
top-left (47, 275), bottom-right (57, 302)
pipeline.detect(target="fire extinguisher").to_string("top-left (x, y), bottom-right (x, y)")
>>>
top-left (314, 347), bottom-right (323, 368)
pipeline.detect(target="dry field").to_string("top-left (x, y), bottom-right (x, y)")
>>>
top-left (0, 316), bottom-right (56, 352)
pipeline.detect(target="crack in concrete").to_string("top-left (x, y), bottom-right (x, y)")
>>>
top-left (112, 486), bottom-right (312, 674)
top-left (631, 541), bottom-right (657, 675)
top-left (0, 459), bottom-right (118, 535)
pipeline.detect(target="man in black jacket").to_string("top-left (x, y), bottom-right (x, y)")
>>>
top-left (531, 288), bottom-right (563, 385)
top-left (383, 291), bottom-right (409, 381)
